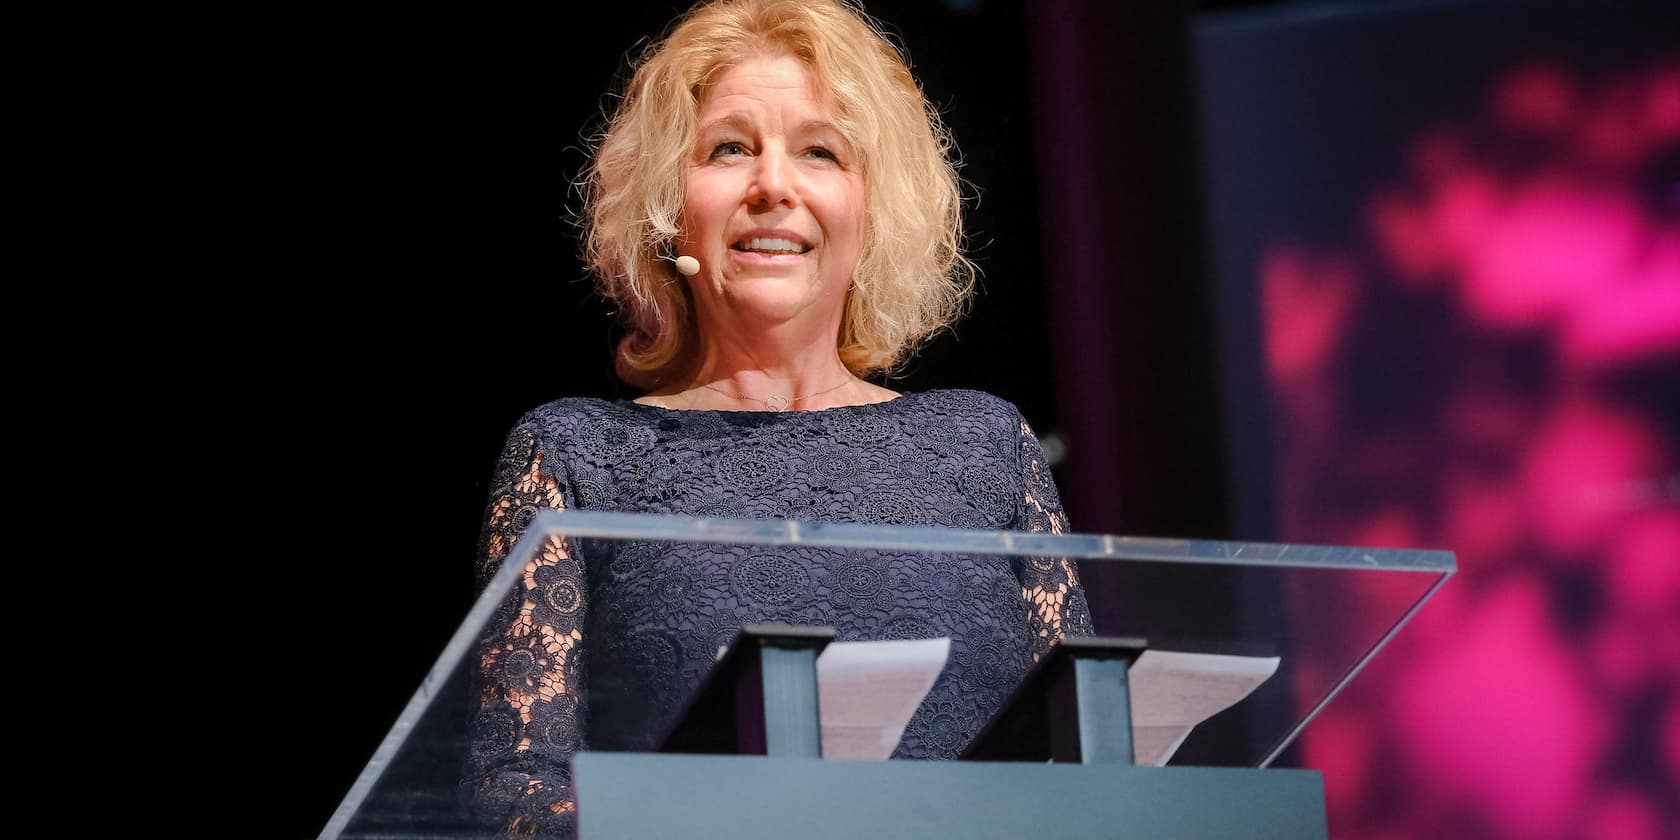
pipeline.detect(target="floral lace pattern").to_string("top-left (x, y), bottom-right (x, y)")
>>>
top-left (466, 390), bottom-right (1094, 836)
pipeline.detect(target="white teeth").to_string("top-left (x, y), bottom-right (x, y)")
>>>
top-left (741, 237), bottom-right (806, 254)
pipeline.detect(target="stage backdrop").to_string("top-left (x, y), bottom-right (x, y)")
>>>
top-left (1195, 1), bottom-right (1679, 838)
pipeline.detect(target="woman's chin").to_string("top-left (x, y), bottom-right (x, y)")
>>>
top-left (709, 280), bottom-right (833, 326)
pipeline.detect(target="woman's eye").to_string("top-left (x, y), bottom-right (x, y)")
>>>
top-left (807, 146), bottom-right (839, 162)
top-left (710, 142), bottom-right (747, 157)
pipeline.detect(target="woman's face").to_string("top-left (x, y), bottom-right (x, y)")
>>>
top-left (678, 54), bottom-right (866, 338)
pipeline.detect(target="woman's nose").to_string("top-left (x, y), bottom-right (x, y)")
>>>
top-left (747, 148), bottom-right (796, 208)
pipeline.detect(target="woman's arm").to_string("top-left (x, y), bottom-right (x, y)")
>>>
top-left (1015, 417), bottom-right (1096, 658)
top-left (465, 421), bottom-right (588, 837)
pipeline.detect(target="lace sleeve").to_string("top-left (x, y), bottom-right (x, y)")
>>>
top-left (1016, 418), bottom-right (1096, 659)
top-left (464, 422), bottom-right (587, 838)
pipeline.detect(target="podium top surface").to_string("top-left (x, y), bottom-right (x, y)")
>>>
top-left (520, 509), bottom-right (1456, 571)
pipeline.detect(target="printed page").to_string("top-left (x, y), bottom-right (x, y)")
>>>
top-left (1128, 649), bottom-right (1280, 766)
top-left (815, 637), bottom-right (951, 760)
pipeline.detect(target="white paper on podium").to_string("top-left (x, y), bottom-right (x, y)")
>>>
top-left (1128, 649), bottom-right (1280, 766)
top-left (808, 639), bottom-right (1276, 765)
top-left (815, 637), bottom-right (951, 760)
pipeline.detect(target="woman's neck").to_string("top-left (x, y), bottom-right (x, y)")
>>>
top-left (636, 335), bottom-right (896, 412)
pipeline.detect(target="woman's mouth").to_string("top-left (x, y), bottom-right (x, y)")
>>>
top-left (731, 236), bottom-right (813, 255)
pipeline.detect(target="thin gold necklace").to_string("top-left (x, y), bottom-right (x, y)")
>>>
top-left (698, 377), bottom-right (853, 412)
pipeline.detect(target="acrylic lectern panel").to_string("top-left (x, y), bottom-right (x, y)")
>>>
top-left (320, 510), bottom-right (1453, 838)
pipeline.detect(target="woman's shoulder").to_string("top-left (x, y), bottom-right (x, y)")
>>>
top-left (897, 388), bottom-right (1026, 423)
top-left (518, 395), bottom-right (627, 423)
top-left (505, 396), bottom-right (650, 444)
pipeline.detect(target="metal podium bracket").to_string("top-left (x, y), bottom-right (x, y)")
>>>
top-left (657, 623), bottom-right (835, 758)
top-left (961, 635), bottom-right (1149, 764)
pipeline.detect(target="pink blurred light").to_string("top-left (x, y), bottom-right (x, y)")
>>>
top-left (1267, 56), bottom-right (1680, 840)
top-left (1607, 512), bottom-right (1680, 617)
top-left (1393, 579), bottom-right (1608, 840)
top-left (1259, 246), bottom-right (1360, 382)
top-left (1664, 696), bottom-right (1680, 789)
top-left (1440, 471), bottom-right (1525, 569)
top-left (1461, 183), bottom-right (1644, 330)
top-left (1304, 704), bottom-right (1377, 811)
top-left (1521, 400), bottom-right (1667, 557)
top-left (1368, 194), bottom-right (1448, 285)
top-left (1431, 171), bottom-right (1502, 268)
top-left (1577, 77), bottom-right (1654, 170)
top-left (1560, 232), bottom-right (1680, 367)
top-left (1444, 386), bottom-right (1539, 450)
top-left (1580, 788), bottom-right (1665, 840)
top-left (1644, 64), bottom-right (1680, 138)
top-left (1494, 63), bottom-right (1578, 134)
top-left (1589, 613), bottom-right (1659, 699)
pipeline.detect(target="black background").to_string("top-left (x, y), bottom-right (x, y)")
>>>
top-left (20, 1), bottom-right (1280, 833)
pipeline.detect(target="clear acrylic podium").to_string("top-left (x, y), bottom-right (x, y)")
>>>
top-left (321, 510), bottom-right (1454, 838)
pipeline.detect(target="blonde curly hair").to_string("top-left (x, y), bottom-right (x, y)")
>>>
top-left (581, 0), bottom-right (976, 388)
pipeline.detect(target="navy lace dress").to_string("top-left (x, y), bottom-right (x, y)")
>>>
top-left (466, 389), bottom-right (1094, 836)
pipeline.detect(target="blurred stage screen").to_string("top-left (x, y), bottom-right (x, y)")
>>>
top-left (1195, 1), bottom-right (1679, 838)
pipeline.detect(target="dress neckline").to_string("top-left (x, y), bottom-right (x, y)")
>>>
top-left (619, 390), bottom-right (917, 418)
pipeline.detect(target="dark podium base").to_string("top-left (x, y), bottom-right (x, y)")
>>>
top-left (575, 752), bottom-right (1326, 839)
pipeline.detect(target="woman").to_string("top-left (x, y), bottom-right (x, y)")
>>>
top-left (467, 0), bottom-right (1092, 834)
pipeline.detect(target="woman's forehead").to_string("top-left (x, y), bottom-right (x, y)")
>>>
top-left (696, 58), bottom-right (858, 148)
top-left (708, 59), bottom-right (815, 104)
top-left (702, 50), bottom-right (849, 101)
